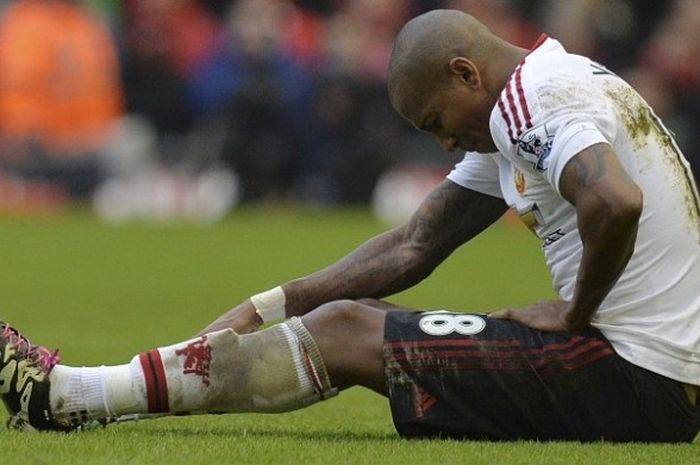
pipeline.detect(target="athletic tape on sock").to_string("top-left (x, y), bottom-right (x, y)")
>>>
top-left (251, 286), bottom-right (286, 323)
top-left (278, 323), bottom-right (315, 396)
top-left (286, 317), bottom-right (337, 400)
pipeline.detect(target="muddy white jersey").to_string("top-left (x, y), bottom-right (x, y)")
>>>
top-left (447, 36), bottom-right (700, 384)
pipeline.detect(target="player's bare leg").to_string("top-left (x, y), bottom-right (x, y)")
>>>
top-left (303, 300), bottom-right (389, 395)
top-left (0, 301), bottom-right (392, 431)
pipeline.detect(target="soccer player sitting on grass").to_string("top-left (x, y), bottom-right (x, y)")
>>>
top-left (2, 10), bottom-right (699, 441)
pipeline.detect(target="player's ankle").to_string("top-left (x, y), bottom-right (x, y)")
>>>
top-left (49, 361), bottom-right (148, 424)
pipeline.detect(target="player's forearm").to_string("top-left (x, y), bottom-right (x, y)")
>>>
top-left (272, 181), bottom-right (507, 319)
top-left (282, 226), bottom-right (442, 316)
top-left (283, 180), bottom-right (507, 316)
top-left (565, 195), bottom-right (642, 331)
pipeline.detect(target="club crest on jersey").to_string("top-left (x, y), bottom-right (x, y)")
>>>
top-left (514, 168), bottom-right (526, 194)
top-left (516, 124), bottom-right (554, 172)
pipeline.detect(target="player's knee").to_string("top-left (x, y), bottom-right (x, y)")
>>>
top-left (314, 299), bottom-right (366, 327)
top-left (302, 300), bottom-right (374, 344)
top-left (302, 300), bottom-right (385, 392)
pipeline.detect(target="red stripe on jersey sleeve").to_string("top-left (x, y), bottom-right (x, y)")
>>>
top-left (514, 64), bottom-right (532, 131)
top-left (497, 96), bottom-right (517, 143)
top-left (505, 79), bottom-right (524, 136)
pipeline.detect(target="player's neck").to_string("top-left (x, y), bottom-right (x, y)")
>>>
top-left (486, 43), bottom-right (529, 103)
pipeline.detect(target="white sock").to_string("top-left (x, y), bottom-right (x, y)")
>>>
top-left (50, 357), bottom-right (148, 425)
top-left (49, 318), bottom-right (336, 424)
top-left (157, 320), bottom-right (336, 413)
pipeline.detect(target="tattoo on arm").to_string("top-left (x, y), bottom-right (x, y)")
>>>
top-left (560, 142), bottom-right (643, 330)
top-left (410, 182), bottom-right (468, 251)
top-left (408, 181), bottom-right (508, 257)
top-left (569, 143), bottom-right (608, 188)
top-left (287, 181), bottom-right (508, 313)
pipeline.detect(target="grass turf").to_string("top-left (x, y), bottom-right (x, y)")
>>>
top-left (0, 207), bottom-right (697, 464)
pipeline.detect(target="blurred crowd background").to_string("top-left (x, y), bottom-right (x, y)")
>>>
top-left (0, 0), bottom-right (698, 221)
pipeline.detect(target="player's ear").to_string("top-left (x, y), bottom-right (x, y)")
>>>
top-left (448, 57), bottom-right (480, 88)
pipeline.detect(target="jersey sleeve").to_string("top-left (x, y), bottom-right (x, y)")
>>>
top-left (491, 48), bottom-right (618, 196)
top-left (527, 116), bottom-right (609, 195)
top-left (446, 153), bottom-right (503, 199)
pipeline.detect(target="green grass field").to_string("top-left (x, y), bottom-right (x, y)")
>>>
top-left (0, 208), bottom-right (697, 464)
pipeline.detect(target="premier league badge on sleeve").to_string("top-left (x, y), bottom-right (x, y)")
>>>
top-left (516, 124), bottom-right (554, 172)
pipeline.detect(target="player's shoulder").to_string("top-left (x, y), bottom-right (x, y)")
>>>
top-left (513, 37), bottom-right (600, 113)
top-left (491, 36), bottom-right (607, 145)
top-left (523, 36), bottom-right (591, 76)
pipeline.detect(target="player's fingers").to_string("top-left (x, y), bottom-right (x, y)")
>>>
top-left (491, 309), bottom-right (545, 331)
top-left (488, 308), bottom-right (518, 320)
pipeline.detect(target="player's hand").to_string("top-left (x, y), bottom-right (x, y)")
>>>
top-left (489, 300), bottom-right (571, 332)
top-left (197, 300), bottom-right (263, 336)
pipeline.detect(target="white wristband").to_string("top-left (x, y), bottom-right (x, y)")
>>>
top-left (250, 286), bottom-right (286, 323)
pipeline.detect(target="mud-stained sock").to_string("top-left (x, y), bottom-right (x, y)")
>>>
top-left (160, 318), bottom-right (337, 413)
top-left (49, 318), bottom-right (337, 422)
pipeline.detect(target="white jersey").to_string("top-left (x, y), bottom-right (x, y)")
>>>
top-left (447, 35), bottom-right (700, 384)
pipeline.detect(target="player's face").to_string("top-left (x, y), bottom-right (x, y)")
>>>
top-left (411, 83), bottom-right (496, 153)
top-left (396, 59), bottom-right (497, 154)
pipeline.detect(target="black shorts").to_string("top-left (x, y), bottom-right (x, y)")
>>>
top-left (383, 310), bottom-right (700, 442)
